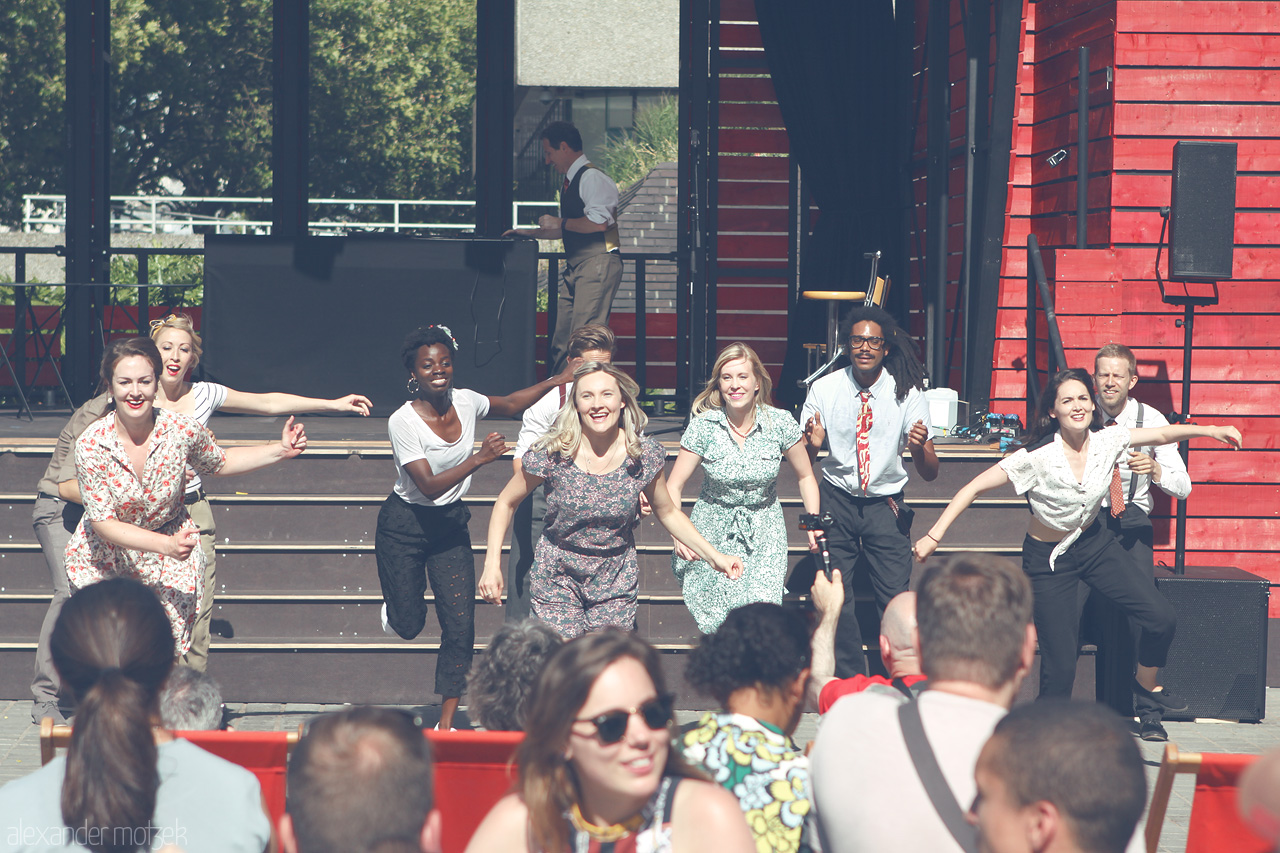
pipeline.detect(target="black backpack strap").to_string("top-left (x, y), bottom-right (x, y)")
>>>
top-left (891, 676), bottom-right (916, 700)
top-left (898, 698), bottom-right (979, 853)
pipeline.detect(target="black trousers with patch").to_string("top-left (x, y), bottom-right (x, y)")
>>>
top-left (374, 494), bottom-right (475, 699)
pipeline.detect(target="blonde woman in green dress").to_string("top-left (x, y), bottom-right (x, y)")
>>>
top-left (667, 343), bottom-right (822, 633)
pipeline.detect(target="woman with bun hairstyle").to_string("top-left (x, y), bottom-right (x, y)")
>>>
top-left (63, 337), bottom-right (307, 656)
top-left (681, 602), bottom-right (815, 853)
top-left (465, 629), bottom-right (754, 853)
top-left (148, 312), bottom-right (371, 671)
top-left (0, 577), bottom-right (271, 851)
top-left (378, 324), bottom-right (572, 730)
top-left (914, 367), bottom-right (1243, 705)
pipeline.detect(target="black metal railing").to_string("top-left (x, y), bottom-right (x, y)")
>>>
top-left (1, 245), bottom-right (204, 418)
top-left (3, 245), bottom-right (687, 416)
top-left (538, 250), bottom-right (683, 412)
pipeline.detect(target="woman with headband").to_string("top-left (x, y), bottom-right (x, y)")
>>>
top-left (379, 324), bottom-right (571, 730)
top-left (148, 312), bottom-right (372, 671)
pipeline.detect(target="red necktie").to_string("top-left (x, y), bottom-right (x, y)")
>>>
top-left (1105, 417), bottom-right (1124, 517)
top-left (1110, 465), bottom-right (1125, 517)
top-left (857, 390), bottom-right (873, 494)
top-left (562, 177), bottom-right (569, 194)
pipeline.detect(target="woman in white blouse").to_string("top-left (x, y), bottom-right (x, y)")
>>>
top-left (913, 368), bottom-right (1241, 704)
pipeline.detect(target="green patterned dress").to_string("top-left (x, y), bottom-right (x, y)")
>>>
top-left (672, 406), bottom-right (802, 633)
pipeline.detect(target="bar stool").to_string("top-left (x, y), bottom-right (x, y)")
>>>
top-left (800, 253), bottom-right (892, 389)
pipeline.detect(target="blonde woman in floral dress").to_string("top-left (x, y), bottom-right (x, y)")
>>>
top-left (667, 343), bottom-right (822, 633)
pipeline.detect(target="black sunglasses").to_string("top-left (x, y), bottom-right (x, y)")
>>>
top-left (573, 694), bottom-right (675, 745)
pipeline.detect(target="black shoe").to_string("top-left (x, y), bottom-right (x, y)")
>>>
top-left (1139, 718), bottom-right (1169, 741)
top-left (1133, 680), bottom-right (1190, 714)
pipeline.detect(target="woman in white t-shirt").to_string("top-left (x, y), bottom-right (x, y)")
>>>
top-left (379, 325), bottom-right (571, 730)
top-left (912, 368), bottom-right (1241, 706)
top-left (147, 313), bottom-right (373, 672)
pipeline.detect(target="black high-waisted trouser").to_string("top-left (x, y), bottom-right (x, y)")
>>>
top-left (375, 494), bottom-right (475, 698)
top-left (1022, 518), bottom-right (1176, 699)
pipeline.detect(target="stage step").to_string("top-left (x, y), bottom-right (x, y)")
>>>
top-left (0, 419), bottom-right (1021, 704)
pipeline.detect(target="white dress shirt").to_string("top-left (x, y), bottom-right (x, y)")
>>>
top-left (565, 155), bottom-right (619, 227)
top-left (801, 367), bottom-right (930, 497)
top-left (999, 425), bottom-right (1131, 569)
top-left (1100, 397), bottom-right (1191, 514)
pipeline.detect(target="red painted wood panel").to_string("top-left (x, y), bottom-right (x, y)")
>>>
top-left (1115, 67), bottom-right (1280, 103)
top-left (1116, 2), bottom-right (1280, 35)
top-left (718, 102), bottom-right (785, 128)
top-left (717, 181), bottom-right (789, 206)
top-left (718, 76), bottom-right (777, 103)
top-left (718, 286), bottom-right (790, 311)
top-left (1113, 102), bottom-right (1280, 137)
top-left (718, 128), bottom-right (790, 154)
top-left (717, 156), bottom-right (790, 181)
top-left (1115, 32), bottom-right (1280, 67)
top-left (716, 208), bottom-right (789, 233)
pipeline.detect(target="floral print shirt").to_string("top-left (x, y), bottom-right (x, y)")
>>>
top-left (64, 408), bottom-right (226, 654)
top-left (680, 711), bottom-right (813, 853)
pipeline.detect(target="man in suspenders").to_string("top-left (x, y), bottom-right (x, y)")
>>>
top-left (506, 120), bottom-right (623, 374)
top-left (1093, 343), bottom-right (1192, 741)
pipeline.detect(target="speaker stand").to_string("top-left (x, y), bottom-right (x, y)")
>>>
top-left (1155, 205), bottom-right (1222, 575)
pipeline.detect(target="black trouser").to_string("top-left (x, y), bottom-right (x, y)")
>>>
top-left (1091, 511), bottom-right (1164, 719)
top-left (820, 479), bottom-right (913, 678)
top-left (1023, 519), bottom-right (1176, 699)
top-left (503, 484), bottom-right (546, 622)
top-left (374, 494), bottom-right (475, 698)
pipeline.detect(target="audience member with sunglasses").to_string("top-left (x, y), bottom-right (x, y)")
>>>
top-left (465, 629), bottom-right (754, 853)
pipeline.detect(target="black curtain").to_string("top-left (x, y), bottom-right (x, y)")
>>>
top-left (755, 0), bottom-right (905, 406)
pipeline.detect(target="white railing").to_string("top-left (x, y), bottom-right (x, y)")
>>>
top-left (22, 195), bottom-right (560, 235)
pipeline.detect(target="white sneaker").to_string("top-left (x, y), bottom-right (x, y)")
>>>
top-left (433, 722), bottom-right (457, 732)
top-left (380, 602), bottom-right (399, 638)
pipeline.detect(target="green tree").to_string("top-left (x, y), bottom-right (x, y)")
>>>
top-left (310, 0), bottom-right (476, 210)
top-left (0, 1), bottom-right (66, 226)
top-left (0, 0), bottom-right (477, 230)
top-left (597, 96), bottom-right (679, 190)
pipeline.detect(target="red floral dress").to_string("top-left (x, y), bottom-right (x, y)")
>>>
top-left (64, 408), bottom-right (226, 655)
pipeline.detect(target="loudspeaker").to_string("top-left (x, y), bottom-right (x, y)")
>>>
top-left (1155, 566), bottom-right (1269, 722)
top-left (1169, 141), bottom-right (1237, 281)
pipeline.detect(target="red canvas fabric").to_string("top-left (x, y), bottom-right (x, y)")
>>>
top-left (1185, 753), bottom-right (1270, 853)
top-left (425, 730), bottom-right (524, 853)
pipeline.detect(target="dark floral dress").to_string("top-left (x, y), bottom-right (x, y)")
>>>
top-left (523, 435), bottom-right (666, 638)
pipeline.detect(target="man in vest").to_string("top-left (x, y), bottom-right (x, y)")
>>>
top-left (1093, 342), bottom-right (1191, 742)
top-left (506, 120), bottom-right (622, 374)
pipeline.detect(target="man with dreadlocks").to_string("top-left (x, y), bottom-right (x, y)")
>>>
top-left (801, 304), bottom-right (939, 677)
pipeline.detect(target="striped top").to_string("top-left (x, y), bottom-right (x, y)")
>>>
top-left (182, 381), bottom-right (229, 494)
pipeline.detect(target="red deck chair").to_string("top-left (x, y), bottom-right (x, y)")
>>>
top-left (425, 729), bottom-right (524, 853)
top-left (1144, 743), bottom-right (1269, 853)
top-left (40, 721), bottom-right (299, 828)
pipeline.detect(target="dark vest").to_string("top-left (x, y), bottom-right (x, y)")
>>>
top-left (560, 163), bottom-right (620, 266)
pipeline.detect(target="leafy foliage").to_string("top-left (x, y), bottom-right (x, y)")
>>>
top-left (0, 0), bottom-right (478, 229)
top-left (596, 97), bottom-right (679, 190)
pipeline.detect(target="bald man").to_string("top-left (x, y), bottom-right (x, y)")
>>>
top-left (807, 570), bottom-right (926, 713)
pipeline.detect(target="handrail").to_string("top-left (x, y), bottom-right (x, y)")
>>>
top-left (1025, 234), bottom-right (1068, 410)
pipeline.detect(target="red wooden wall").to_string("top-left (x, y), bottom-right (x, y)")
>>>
top-left (990, 0), bottom-right (1280, 611)
top-left (710, 0), bottom-right (793, 391)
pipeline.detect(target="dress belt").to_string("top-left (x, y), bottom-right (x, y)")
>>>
top-left (183, 488), bottom-right (208, 505)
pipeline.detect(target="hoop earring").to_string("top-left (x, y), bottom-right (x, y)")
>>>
top-left (407, 376), bottom-right (420, 394)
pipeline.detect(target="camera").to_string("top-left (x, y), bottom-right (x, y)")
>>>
top-left (799, 512), bottom-right (834, 531)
